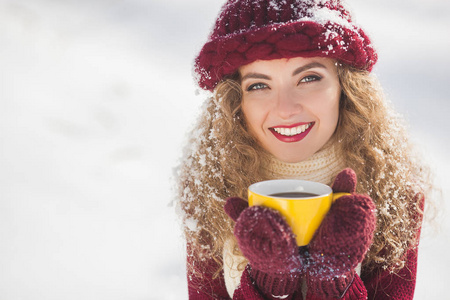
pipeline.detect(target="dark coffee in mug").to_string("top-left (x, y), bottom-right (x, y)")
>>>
top-left (269, 192), bottom-right (319, 198)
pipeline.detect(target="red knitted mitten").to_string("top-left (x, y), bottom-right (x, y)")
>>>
top-left (305, 169), bottom-right (377, 299)
top-left (224, 197), bottom-right (303, 299)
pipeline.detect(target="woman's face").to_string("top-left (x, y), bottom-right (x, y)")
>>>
top-left (239, 57), bottom-right (341, 163)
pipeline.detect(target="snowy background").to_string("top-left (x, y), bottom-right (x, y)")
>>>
top-left (0, 0), bottom-right (449, 299)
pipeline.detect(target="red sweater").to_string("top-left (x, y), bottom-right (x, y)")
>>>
top-left (187, 246), bottom-right (419, 300)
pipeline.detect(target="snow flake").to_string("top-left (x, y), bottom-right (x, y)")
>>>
top-left (185, 217), bottom-right (198, 232)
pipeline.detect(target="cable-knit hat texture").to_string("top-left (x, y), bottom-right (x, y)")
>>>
top-left (195, 0), bottom-right (377, 91)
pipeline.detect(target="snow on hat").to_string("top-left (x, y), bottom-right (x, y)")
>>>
top-left (194, 0), bottom-right (377, 91)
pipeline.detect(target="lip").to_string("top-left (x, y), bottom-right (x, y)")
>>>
top-left (269, 122), bottom-right (315, 143)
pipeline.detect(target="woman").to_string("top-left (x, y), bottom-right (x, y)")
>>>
top-left (176, 0), bottom-right (430, 299)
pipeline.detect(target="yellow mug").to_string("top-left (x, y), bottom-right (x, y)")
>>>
top-left (248, 179), bottom-right (349, 246)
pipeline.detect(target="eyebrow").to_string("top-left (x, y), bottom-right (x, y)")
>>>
top-left (240, 72), bottom-right (271, 82)
top-left (292, 62), bottom-right (328, 76)
top-left (240, 61), bottom-right (328, 82)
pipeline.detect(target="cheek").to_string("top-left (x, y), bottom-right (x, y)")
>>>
top-left (241, 102), bottom-right (259, 137)
top-left (328, 94), bottom-right (340, 130)
top-left (241, 100), bottom-right (252, 123)
top-left (313, 89), bottom-right (340, 128)
top-left (241, 99), bottom-right (268, 132)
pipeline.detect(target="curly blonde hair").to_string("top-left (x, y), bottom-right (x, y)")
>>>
top-left (176, 63), bottom-right (430, 283)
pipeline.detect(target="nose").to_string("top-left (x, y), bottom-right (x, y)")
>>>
top-left (275, 89), bottom-right (302, 120)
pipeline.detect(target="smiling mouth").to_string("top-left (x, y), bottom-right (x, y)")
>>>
top-left (271, 122), bottom-right (314, 136)
top-left (269, 122), bottom-right (315, 143)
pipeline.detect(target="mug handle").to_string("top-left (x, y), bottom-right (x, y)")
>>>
top-left (332, 192), bottom-right (351, 202)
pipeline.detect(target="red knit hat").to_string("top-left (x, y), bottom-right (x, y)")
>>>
top-left (194, 0), bottom-right (377, 91)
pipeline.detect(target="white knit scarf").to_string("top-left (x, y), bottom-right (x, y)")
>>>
top-left (263, 144), bottom-right (347, 185)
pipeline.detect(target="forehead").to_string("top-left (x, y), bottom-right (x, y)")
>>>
top-left (239, 57), bottom-right (336, 76)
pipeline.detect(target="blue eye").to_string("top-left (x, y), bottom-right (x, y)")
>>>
top-left (247, 83), bottom-right (268, 91)
top-left (299, 75), bottom-right (321, 84)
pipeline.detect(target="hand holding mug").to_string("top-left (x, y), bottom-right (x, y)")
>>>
top-left (305, 169), bottom-right (377, 299)
top-left (224, 169), bottom-right (377, 299)
top-left (224, 197), bottom-right (302, 298)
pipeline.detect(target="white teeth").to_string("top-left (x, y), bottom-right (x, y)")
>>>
top-left (273, 123), bottom-right (312, 136)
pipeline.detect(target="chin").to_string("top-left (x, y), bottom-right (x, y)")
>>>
top-left (274, 152), bottom-right (312, 163)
